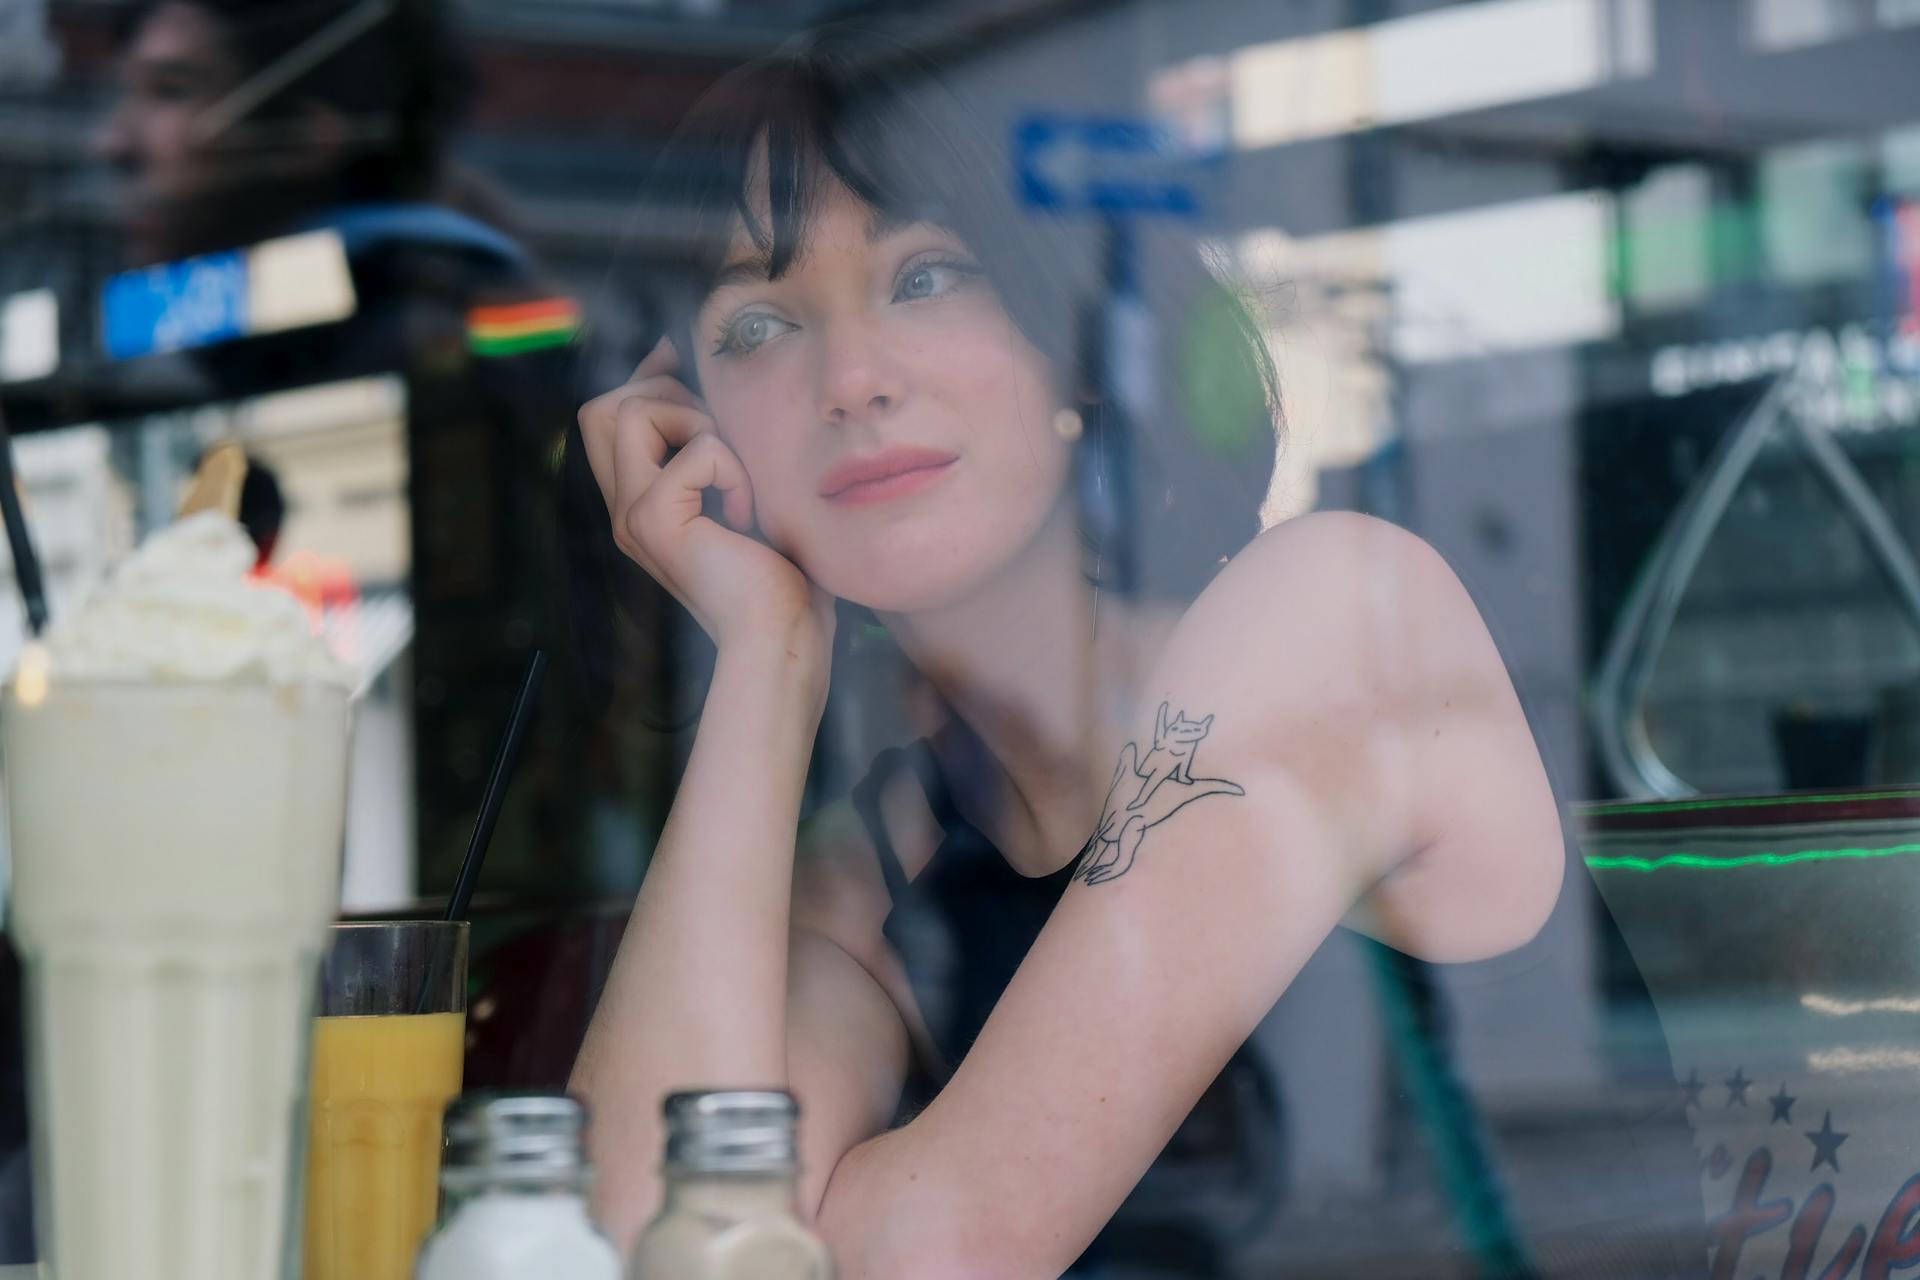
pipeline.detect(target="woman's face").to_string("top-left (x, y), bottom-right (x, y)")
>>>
top-left (690, 178), bottom-right (1072, 614)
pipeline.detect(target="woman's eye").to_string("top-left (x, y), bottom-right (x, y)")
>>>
top-left (894, 259), bottom-right (978, 303)
top-left (716, 311), bottom-right (795, 356)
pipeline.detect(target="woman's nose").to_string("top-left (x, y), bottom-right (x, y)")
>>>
top-left (816, 319), bottom-right (904, 425)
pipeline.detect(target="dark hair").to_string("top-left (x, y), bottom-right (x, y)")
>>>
top-left (118, 0), bottom-right (474, 201)
top-left (570, 24), bottom-right (1280, 733)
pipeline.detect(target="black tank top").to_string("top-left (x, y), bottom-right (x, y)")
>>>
top-left (849, 738), bottom-right (1708, 1278)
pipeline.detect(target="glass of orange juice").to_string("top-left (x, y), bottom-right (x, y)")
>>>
top-left (302, 920), bottom-right (468, 1280)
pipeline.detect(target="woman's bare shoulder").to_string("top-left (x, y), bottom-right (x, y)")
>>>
top-left (1145, 512), bottom-right (1469, 848)
top-left (1172, 510), bottom-right (1484, 702)
top-left (1190, 509), bottom-right (1441, 611)
top-left (1160, 511), bottom-right (1563, 958)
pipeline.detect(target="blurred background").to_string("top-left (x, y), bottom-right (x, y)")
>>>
top-left (3, 1), bottom-right (1920, 1274)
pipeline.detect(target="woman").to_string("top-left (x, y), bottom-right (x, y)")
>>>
top-left (570, 29), bottom-right (1701, 1278)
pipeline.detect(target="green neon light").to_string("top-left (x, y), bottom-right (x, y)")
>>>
top-left (1586, 842), bottom-right (1920, 873)
top-left (1586, 789), bottom-right (1920, 818)
top-left (469, 328), bottom-right (578, 357)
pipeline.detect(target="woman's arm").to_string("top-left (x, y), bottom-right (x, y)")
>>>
top-left (570, 645), bottom-right (918, 1252)
top-left (806, 513), bottom-right (1564, 1277)
top-left (572, 343), bottom-right (919, 1247)
top-left (570, 639), bottom-right (825, 1246)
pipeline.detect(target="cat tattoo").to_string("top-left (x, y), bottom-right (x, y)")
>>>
top-left (1073, 702), bottom-right (1245, 886)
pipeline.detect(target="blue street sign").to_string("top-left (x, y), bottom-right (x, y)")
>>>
top-left (1014, 114), bottom-right (1207, 218)
top-left (102, 249), bottom-right (250, 360)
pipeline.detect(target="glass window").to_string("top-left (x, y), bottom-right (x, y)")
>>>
top-left (6, 3), bottom-right (1920, 1276)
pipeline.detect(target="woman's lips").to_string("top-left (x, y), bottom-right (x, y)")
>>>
top-left (818, 448), bottom-right (958, 507)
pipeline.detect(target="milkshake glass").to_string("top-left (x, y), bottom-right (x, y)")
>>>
top-left (2, 513), bottom-right (354, 1280)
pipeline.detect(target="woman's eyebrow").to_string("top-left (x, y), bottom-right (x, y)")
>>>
top-left (867, 208), bottom-right (914, 242)
top-left (868, 210), bottom-right (966, 246)
top-left (711, 253), bottom-right (774, 291)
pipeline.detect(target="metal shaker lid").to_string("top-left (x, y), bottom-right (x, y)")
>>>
top-left (443, 1090), bottom-right (589, 1184)
top-left (661, 1089), bottom-right (799, 1174)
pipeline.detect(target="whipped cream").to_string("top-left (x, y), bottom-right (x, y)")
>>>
top-left (40, 512), bottom-right (353, 687)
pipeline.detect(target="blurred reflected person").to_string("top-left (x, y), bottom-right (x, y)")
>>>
top-left (570, 29), bottom-right (1705, 1279)
top-left (96, 0), bottom-right (473, 269)
top-left (90, 0), bottom-right (602, 880)
top-left (91, 0), bottom-right (558, 394)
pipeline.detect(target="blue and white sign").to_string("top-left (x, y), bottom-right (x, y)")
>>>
top-left (102, 250), bottom-right (249, 360)
top-left (1013, 114), bottom-right (1210, 218)
top-left (100, 229), bottom-right (355, 361)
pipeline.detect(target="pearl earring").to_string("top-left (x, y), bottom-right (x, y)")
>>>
top-left (1052, 407), bottom-right (1084, 442)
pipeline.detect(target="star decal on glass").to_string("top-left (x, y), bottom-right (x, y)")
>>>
top-left (1807, 1110), bottom-right (1848, 1173)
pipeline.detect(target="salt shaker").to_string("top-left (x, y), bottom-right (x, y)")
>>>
top-left (415, 1091), bottom-right (623, 1280)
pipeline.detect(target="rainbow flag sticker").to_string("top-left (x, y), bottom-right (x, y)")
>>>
top-left (468, 296), bottom-right (581, 356)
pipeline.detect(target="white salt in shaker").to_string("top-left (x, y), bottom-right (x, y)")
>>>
top-left (415, 1091), bottom-right (623, 1280)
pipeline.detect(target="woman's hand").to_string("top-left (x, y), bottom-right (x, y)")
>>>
top-left (578, 338), bottom-right (836, 671)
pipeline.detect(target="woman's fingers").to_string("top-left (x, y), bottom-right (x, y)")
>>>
top-left (607, 406), bottom-right (756, 569)
top-left (627, 374), bottom-right (702, 411)
top-left (612, 390), bottom-right (710, 465)
top-left (618, 435), bottom-right (758, 634)
top-left (581, 336), bottom-right (786, 635)
top-left (580, 385), bottom-right (714, 512)
top-left (576, 389), bottom-right (621, 509)
top-left (606, 400), bottom-right (684, 550)
top-left (577, 338), bottom-right (704, 509)
top-left (631, 432), bottom-right (756, 548)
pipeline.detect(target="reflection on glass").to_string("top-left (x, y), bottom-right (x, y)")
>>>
top-left (4, 0), bottom-right (1920, 1275)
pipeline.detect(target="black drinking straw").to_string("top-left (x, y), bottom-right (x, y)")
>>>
top-left (446, 648), bottom-right (548, 923)
top-left (0, 404), bottom-right (49, 637)
top-left (414, 648), bottom-right (547, 1013)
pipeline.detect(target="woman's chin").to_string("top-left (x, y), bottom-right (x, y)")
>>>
top-left (812, 551), bottom-right (996, 617)
top-left (828, 574), bottom-right (975, 617)
top-left (799, 496), bottom-right (1071, 616)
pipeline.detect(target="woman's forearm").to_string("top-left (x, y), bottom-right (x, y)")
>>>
top-left (572, 639), bottom-right (826, 1245)
top-left (816, 1124), bottom-right (1024, 1279)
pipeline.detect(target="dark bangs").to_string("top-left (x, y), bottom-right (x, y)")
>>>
top-left (653, 29), bottom-right (1094, 403)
